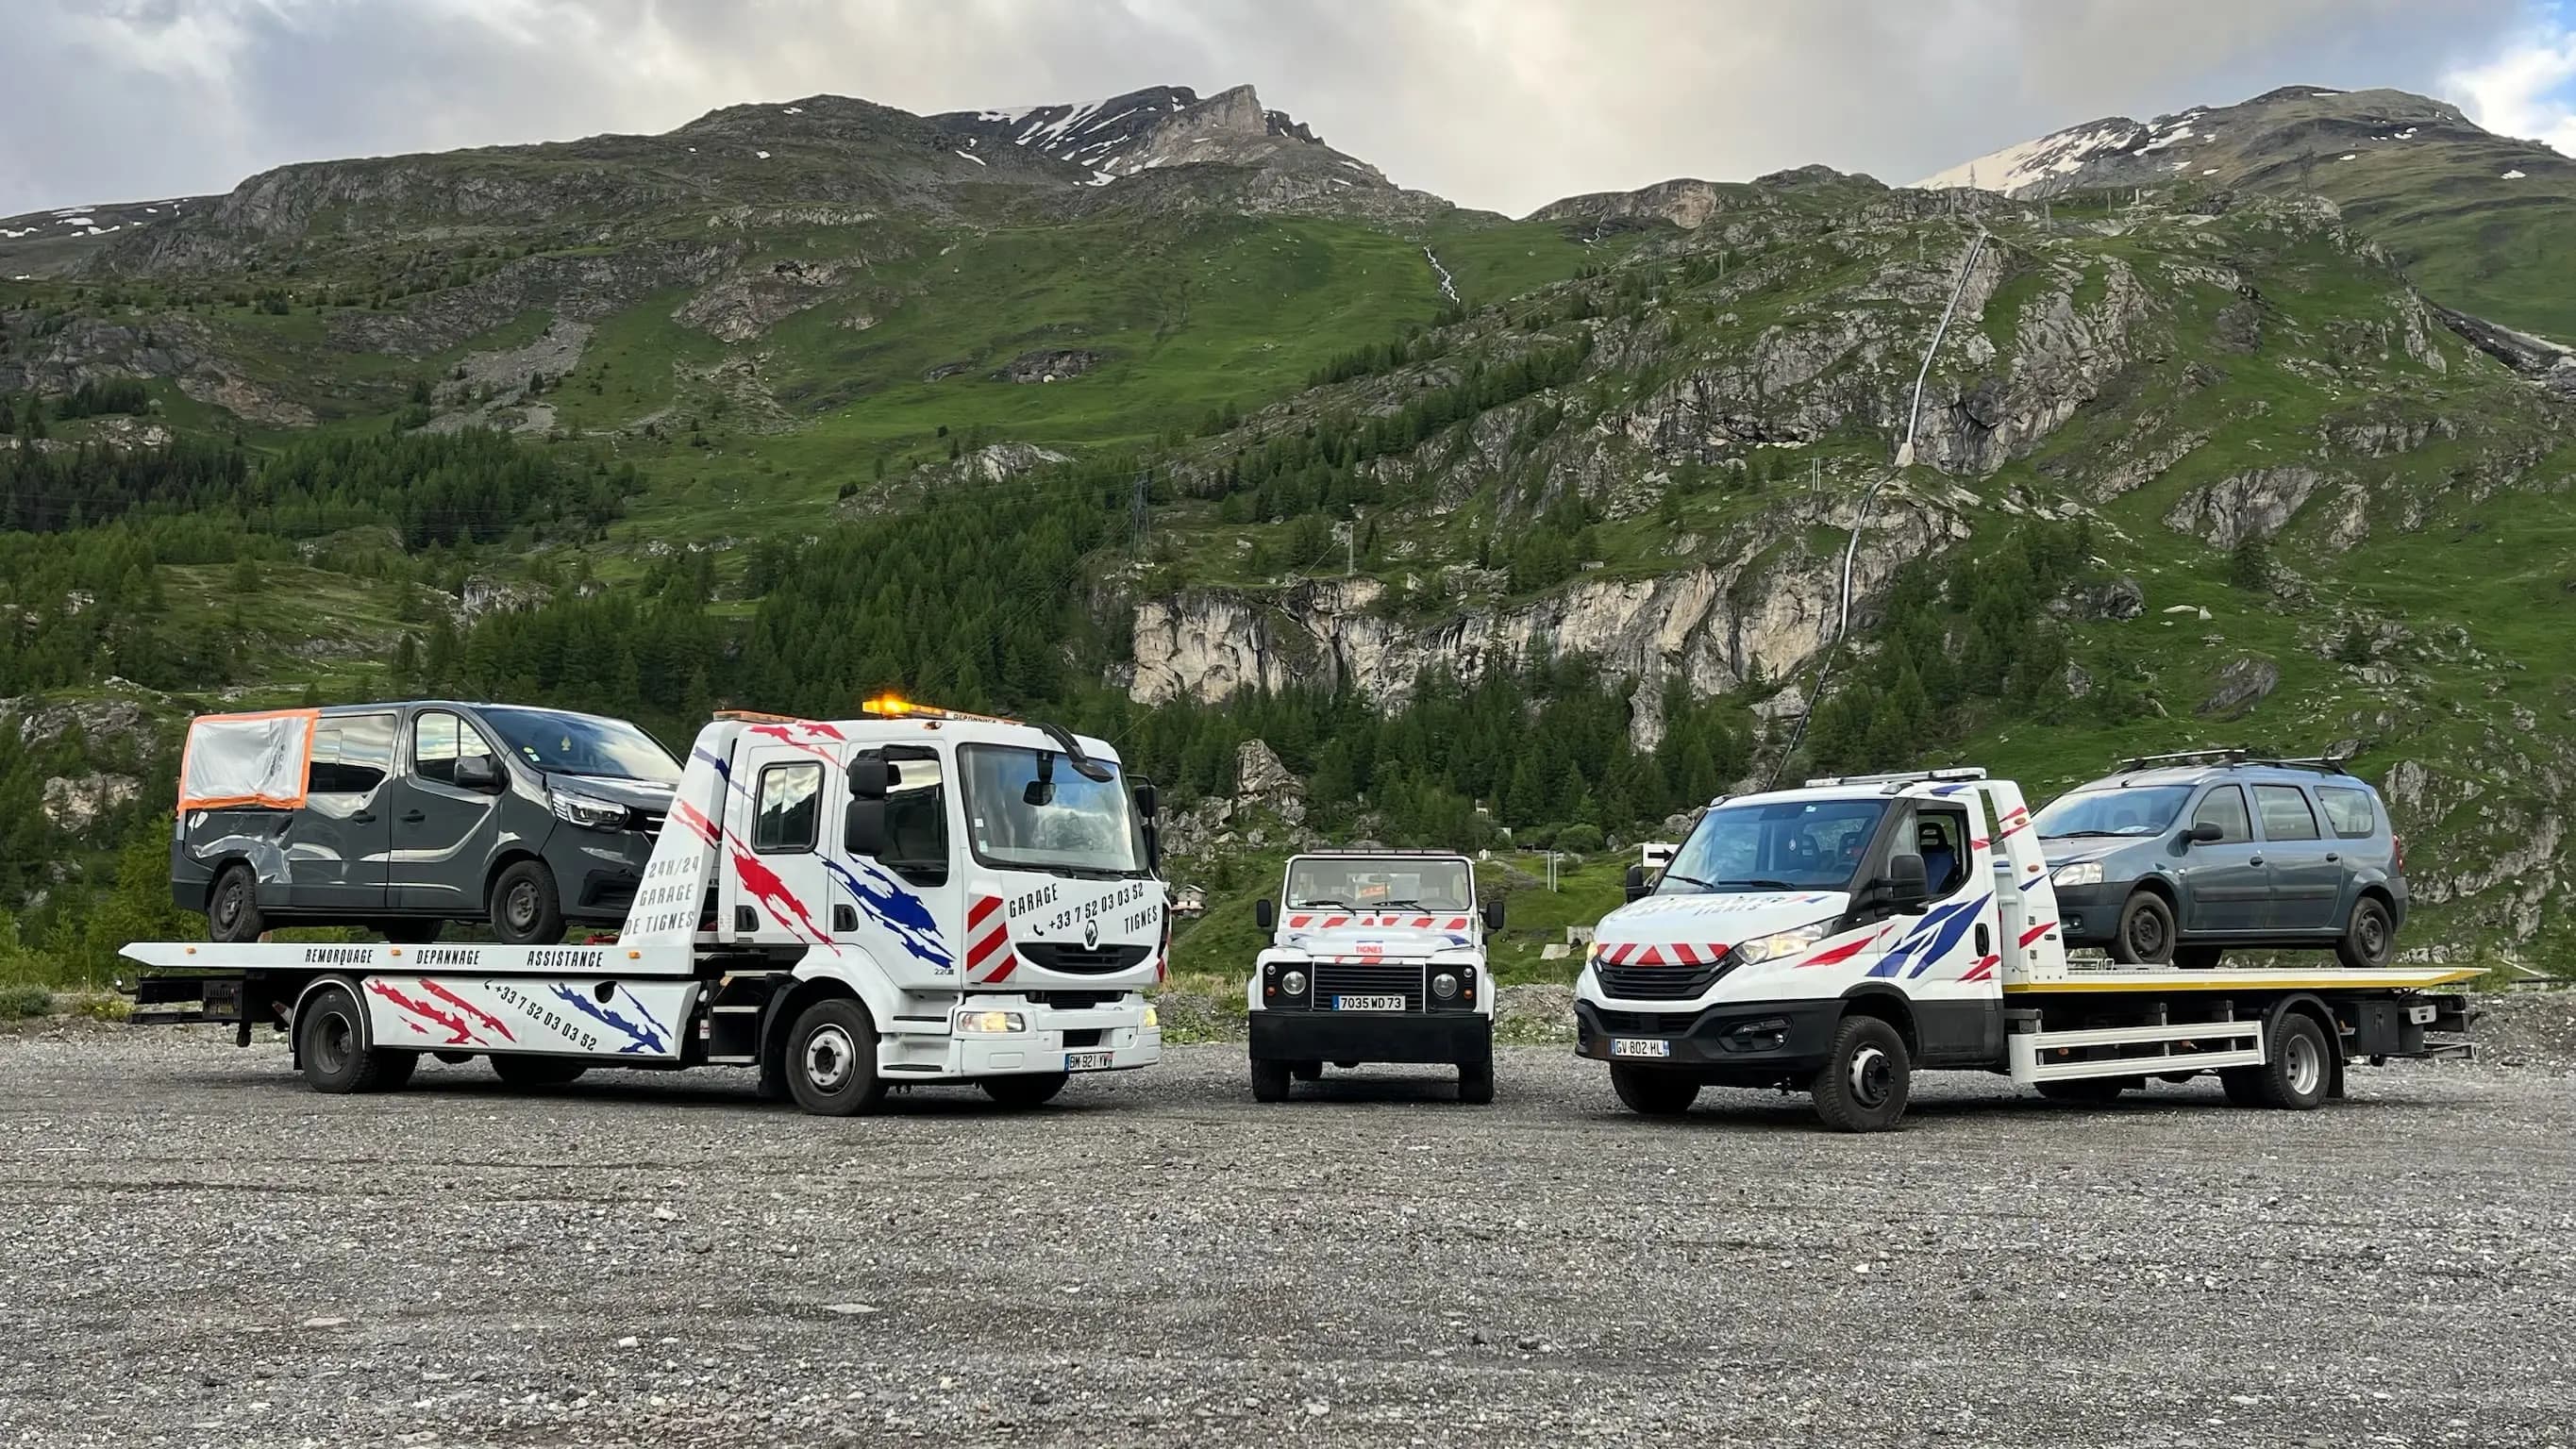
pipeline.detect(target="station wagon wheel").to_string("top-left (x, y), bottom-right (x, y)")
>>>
top-left (2335, 896), bottom-right (2395, 970)
top-left (2111, 891), bottom-right (2176, 966)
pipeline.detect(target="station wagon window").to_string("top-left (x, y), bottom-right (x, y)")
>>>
top-left (756, 762), bottom-right (822, 853)
top-left (2317, 786), bottom-right (2380, 840)
top-left (307, 713), bottom-right (395, 795)
top-left (412, 711), bottom-right (497, 787)
top-left (2191, 786), bottom-right (2253, 843)
top-left (2253, 785), bottom-right (2320, 841)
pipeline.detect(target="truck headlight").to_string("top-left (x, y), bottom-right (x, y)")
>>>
top-left (1431, 971), bottom-right (1459, 1000)
top-left (1141, 1005), bottom-right (1158, 1029)
top-left (957, 1010), bottom-right (1025, 1034)
top-left (549, 790), bottom-right (627, 831)
top-left (2051, 862), bottom-right (2103, 889)
top-left (1734, 920), bottom-right (1835, 965)
top-left (1280, 969), bottom-right (1308, 997)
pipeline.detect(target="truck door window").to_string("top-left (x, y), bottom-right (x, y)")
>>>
top-left (2192, 786), bottom-right (2252, 843)
top-left (2316, 786), bottom-right (2379, 839)
top-left (852, 748), bottom-right (949, 887)
top-left (307, 713), bottom-right (395, 795)
top-left (412, 711), bottom-right (497, 787)
top-left (755, 762), bottom-right (822, 853)
top-left (1901, 805), bottom-right (1971, 898)
top-left (2252, 785), bottom-right (2319, 841)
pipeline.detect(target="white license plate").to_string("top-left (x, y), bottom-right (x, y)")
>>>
top-left (1333, 994), bottom-right (1408, 1012)
top-left (1064, 1051), bottom-right (1114, 1072)
top-left (1611, 1038), bottom-right (1672, 1058)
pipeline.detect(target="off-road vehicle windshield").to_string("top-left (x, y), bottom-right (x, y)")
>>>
top-left (1284, 858), bottom-right (1471, 911)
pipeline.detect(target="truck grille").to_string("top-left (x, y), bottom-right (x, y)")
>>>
top-left (1592, 1007), bottom-right (1696, 1034)
top-left (1312, 962), bottom-right (1425, 1011)
top-left (1593, 963), bottom-right (1725, 1002)
top-left (1016, 943), bottom-right (1152, 975)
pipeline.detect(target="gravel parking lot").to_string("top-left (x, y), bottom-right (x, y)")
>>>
top-left (2, 1022), bottom-right (2571, 1448)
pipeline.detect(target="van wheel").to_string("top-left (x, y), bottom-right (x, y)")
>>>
top-left (1250, 1057), bottom-right (1293, 1103)
top-left (784, 998), bottom-right (888, 1116)
top-left (2110, 891), bottom-right (2177, 965)
top-left (491, 1056), bottom-right (588, 1089)
top-left (378, 920), bottom-right (444, 945)
top-left (1811, 1015), bottom-right (1911, 1133)
top-left (1457, 1058), bottom-right (1495, 1106)
top-left (208, 864), bottom-right (265, 943)
top-left (981, 1073), bottom-right (1069, 1108)
top-left (2174, 946), bottom-right (2224, 970)
top-left (1609, 1065), bottom-right (1698, 1117)
top-left (2255, 1012), bottom-right (2333, 1110)
top-left (295, 984), bottom-right (412, 1093)
top-left (490, 860), bottom-right (564, 945)
top-left (2335, 897), bottom-right (2395, 970)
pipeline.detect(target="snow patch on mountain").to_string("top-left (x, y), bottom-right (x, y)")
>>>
top-left (1913, 120), bottom-right (2144, 193)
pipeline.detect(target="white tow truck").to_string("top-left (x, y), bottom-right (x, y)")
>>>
top-left (1575, 769), bottom-right (2474, 1132)
top-left (125, 699), bottom-right (1168, 1115)
top-left (1246, 851), bottom-right (1504, 1103)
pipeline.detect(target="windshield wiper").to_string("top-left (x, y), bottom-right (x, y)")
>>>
top-left (1714, 877), bottom-right (1797, 890)
top-left (2043, 829), bottom-right (2129, 839)
top-left (1295, 898), bottom-right (1353, 909)
top-left (1659, 872), bottom-right (1724, 891)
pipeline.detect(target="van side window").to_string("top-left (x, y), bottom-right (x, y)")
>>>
top-left (756, 762), bottom-right (822, 854)
top-left (308, 712), bottom-right (396, 795)
top-left (2253, 785), bottom-right (2320, 841)
top-left (413, 711), bottom-right (496, 787)
top-left (2317, 786), bottom-right (2380, 839)
top-left (2191, 786), bottom-right (2252, 843)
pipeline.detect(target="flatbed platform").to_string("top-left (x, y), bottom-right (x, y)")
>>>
top-left (119, 940), bottom-right (702, 979)
top-left (2006, 965), bottom-right (2479, 994)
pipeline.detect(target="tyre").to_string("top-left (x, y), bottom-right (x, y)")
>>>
top-left (2174, 945), bottom-right (2224, 970)
top-left (2253, 1011), bottom-right (2333, 1110)
top-left (1609, 1064), bottom-right (1698, 1117)
top-left (1291, 1061), bottom-right (1323, 1082)
top-left (2219, 1067), bottom-right (2266, 1107)
top-left (1457, 1058), bottom-right (1495, 1106)
top-left (2035, 1076), bottom-right (2129, 1103)
top-left (207, 864), bottom-right (265, 943)
top-left (1332, 1060), bottom-right (1360, 1070)
top-left (294, 984), bottom-right (412, 1093)
top-left (491, 1055), bottom-right (589, 1088)
top-left (1250, 1057), bottom-right (1293, 1103)
top-left (782, 998), bottom-right (888, 1117)
top-left (2110, 891), bottom-right (2177, 966)
top-left (489, 859), bottom-right (564, 945)
top-left (981, 1073), bottom-right (1070, 1108)
top-left (378, 920), bottom-right (444, 945)
top-left (2335, 896), bottom-right (2396, 970)
top-left (1810, 1014), bottom-right (1912, 1133)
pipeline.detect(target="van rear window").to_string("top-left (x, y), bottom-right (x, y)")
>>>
top-left (2317, 786), bottom-right (2380, 840)
top-left (308, 713), bottom-right (395, 795)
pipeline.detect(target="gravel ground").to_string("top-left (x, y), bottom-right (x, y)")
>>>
top-left (2, 1024), bottom-right (2571, 1448)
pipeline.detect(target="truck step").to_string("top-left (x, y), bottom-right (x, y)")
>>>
top-left (2009, 1019), bottom-right (2264, 1085)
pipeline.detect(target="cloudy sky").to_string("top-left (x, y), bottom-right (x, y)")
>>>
top-left (8, 0), bottom-right (2576, 218)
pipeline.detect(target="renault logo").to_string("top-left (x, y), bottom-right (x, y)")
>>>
top-left (1082, 919), bottom-right (1100, 949)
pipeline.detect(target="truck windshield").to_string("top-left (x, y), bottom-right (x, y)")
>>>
top-left (479, 708), bottom-right (682, 784)
top-left (1285, 858), bottom-right (1471, 910)
top-left (2035, 786), bottom-right (2192, 839)
top-left (959, 743), bottom-right (1146, 876)
top-left (1657, 798), bottom-right (1888, 893)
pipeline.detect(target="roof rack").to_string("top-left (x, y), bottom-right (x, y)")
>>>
top-left (2115, 749), bottom-right (2351, 776)
top-left (1802, 768), bottom-right (1986, 791)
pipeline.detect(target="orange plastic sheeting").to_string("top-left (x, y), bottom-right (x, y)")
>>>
top-left (176, 708), bottom-right (321, 811)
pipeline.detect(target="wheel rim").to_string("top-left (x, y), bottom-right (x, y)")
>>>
top-left (2283, 1031), bottom-right (2322, 1095)
top-left (2130, 908), bottom-right (2166, 959)
top-left (1848, 1044), bottom-right (1893, 1108)
top-left (214, 880), bottom-right (243, 932)
top-left (506, 881), bottom-right (538, 931)
top-left (803, 1024), bottom-right (857, 1092)
top-left (2358, 910), bottom-right (2386, 961)
top-left (314, 1010), bottom-right (354, 1075)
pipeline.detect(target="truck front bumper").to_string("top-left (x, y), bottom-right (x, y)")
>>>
top-left (890, 998), bottom-right (1163, 1079)
top-left (1574, 997), bottom-right (1840, 1081)
top-left (1250, 1009), bottom-right (1491, 1066)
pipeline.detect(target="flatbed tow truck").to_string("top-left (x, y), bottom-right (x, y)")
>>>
top-left (122, 700), bottom-right (1169, 1115)
top-left (1576, 769), bottom-right (2474, 1131)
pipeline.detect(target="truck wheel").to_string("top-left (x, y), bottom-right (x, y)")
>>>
top-left (783, 999), bottom-right (888, 1116)
top-left (1810, 1015), bottom-right (1911, 1133)
top-left (490, 860), bottom-right (565, 945)
top-left (1250, 1057), bottom-right (1293, 1103)
top-left (2036, 1076), bottom-right (2128, 1103)
top-left (2174, 946), bottom-right (2224, 970)
top-left (1291, 1060), bottom-right (1323, 1081)
top-left (1332, 1060), bottom-right (1360, 1070)
top-left (1609, 1065), bottom-right (1698, 1116)
top-left (295, 984), bottom-right (411, 1093)
top-left (379, 920), bottom-right (444, 945)
top-left (2109, 891), bottom-right (2176, 965)
top-left (491, 1056), bottom-right (589, 1089)
top-left (2219, 1067), bottom-right (2265, 1107)
top-left (1457, 1059), bottom-right (1495, 1106)
top-left (981, 1073), bottom-right (1070, 1108)
top-left (2254, 1012), bottom-right (2333, 1110)
top-left (207, 864), bottom-right (265, 943)
top-left (2335, 897), bottom-right (2396, 970)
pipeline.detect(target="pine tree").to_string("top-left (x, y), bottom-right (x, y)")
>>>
top-left (2229, 533), bottom-right (2270, 591)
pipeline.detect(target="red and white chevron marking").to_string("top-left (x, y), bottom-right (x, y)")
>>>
top-left (1285, 913), bottom-right (1473, 931)
top-left (1595, 941), bottom-right (1731, 968)
top-left (964, 893), bottom-right (1016, 984)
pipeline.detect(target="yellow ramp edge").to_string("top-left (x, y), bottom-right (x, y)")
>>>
top-left (2006, 967), bottom-right (2479, 993)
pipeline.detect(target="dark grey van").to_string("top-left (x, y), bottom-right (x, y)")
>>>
top-left (2035, 754), bottom-right (2407, 970)
top-left (174, 702), bottom-right (680, 945)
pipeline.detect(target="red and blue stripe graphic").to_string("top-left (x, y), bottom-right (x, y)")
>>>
top-left (546, 983), bottom-right (669, 1054)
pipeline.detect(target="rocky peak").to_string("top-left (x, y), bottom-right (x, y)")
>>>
top-left (931, 83), bottom-right (1381, 188)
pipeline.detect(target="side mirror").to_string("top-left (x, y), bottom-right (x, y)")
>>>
top-left (848, 756), bottom-right (891, 802)
top-left (1254, 899), bottom-right (1275, 931)
top-left (1623, 864), bottom-right (1648, 905)
top-left (1882, 853), bottom-right (1930, 910)
top-left (454, 753), bottom-right (502, 791)
top-left (1132, 781), bottom-right (1159, 820)
top-left (1142, 822), bottom-right (1162, 872)
top-left (2185, 821), bottom-right (2224, 844)
top-left (845, 799), bottom-right (887, 858)
top-left (1482, 896), bottom-right (1506, 931)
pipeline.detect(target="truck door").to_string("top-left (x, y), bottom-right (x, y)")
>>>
top-left (2176, 784), bottom-right (2266, 932)
top-left (723, 741), bottom-right (838, 949)
top-left (288, 711), bottom-right (395, 911)
top-left (828, 744), bottom-right (964, 989)
top-left (390, 708), bottom-right (508, 914)
top-left (2251, 784), bottom-right (2339, 930)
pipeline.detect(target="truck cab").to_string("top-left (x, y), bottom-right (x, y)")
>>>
top-left (1245, 851), bottom-right (1502, 1104)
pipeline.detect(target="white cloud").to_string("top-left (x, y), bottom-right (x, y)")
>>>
top-left (2447, 12), bottom-right (2576, 156)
